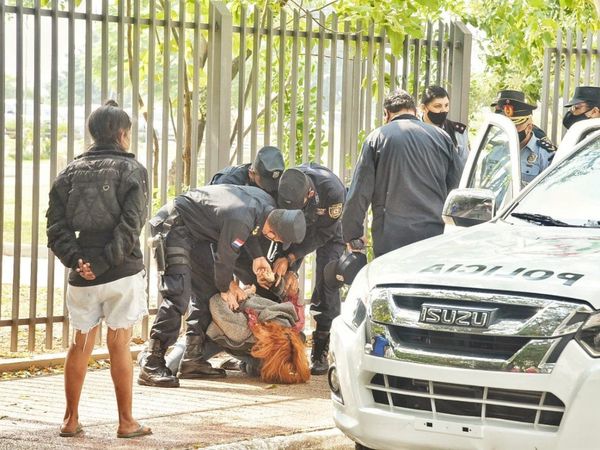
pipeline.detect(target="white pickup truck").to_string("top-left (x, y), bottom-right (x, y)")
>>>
top-left (329, 118), bottom-right (600, 450)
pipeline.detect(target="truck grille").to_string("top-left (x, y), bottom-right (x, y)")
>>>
top-left (368, 373), bottom-right (565, 429)
top-left (367, 286), bottom-right (592, 372)
top-left (388, 326), bottom-right (530, 359)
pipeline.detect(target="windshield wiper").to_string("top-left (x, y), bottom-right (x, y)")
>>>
top-left (510, 212), bottom-right (576, 227)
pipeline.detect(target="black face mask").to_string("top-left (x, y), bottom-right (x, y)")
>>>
top-left (518, 129), bottom-right (529, 142)
top-left (427, 110), bottom-right (448, 126)
top-left (562, 110), bottom-right (590, 129)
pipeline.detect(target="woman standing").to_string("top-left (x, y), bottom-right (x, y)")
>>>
top-left (47, 100), bottom-right (151, 439)
top-left (420, 85), bottom-right (469, 164)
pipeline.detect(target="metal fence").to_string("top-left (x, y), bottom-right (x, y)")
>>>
top-left (540, 29), bottom-right (600, 144)
top-left (0, 0), bottom-right (470, 353)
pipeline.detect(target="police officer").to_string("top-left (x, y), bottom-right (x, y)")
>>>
top-left (492, 90), bottom-right (549, 139)
top-left (420, 85), bottom-right (469, 164)
top-left (495, 94), bottom-right (556, 186)
top-left (275, 164), bottom-right (346, 375)
top-left (210, 145), bottom-right (287, 302)
top-left (138, 185), bottom-right (306, 387)
top-left (342, 89), bottom-right (463, 257)
top-left (563, 86), bottom-right (600, 129)
top-left (210, 146), bottom-right (285, 194)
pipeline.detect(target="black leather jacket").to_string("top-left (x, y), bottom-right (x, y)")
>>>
top-left (46, 145), bottom-right (149, 286)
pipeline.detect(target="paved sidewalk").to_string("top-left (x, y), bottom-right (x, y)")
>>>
top-left (0, 363), bottom-right (354, 450)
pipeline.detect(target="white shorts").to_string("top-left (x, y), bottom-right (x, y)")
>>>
top-left (66, 271), bottom-right (148, 334)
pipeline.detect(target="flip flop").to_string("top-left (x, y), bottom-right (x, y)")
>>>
top-left (117, 424), bottom-right (152, 439)
top-left (59, 423), bottom-right (83, 437)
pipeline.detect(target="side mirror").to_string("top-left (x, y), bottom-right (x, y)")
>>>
top-left (442, 188), bottom-right (496, 227)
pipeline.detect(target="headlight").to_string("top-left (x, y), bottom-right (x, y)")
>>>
top-left (576, 311), bottom-right (600, 357)
top-left (339, 265), bottom-right (369, 330)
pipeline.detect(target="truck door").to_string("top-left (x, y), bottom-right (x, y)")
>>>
top-left (459, 114), bottom-right (521, 211)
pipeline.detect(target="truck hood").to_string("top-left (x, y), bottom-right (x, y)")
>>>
top-left (366, 221), bottom-right (600, 306)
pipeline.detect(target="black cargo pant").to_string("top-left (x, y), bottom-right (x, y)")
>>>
top-left (310, 223), bottom-right (345, 332)
top-left (149, 224), bottom-right (219, 348)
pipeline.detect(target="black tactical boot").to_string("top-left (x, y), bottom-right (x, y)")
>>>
top-left (310, 331), bottom-right (330, 375)
top-left (178, 335), bottom-right (226, 379)
top-left (138, 339), bottom-right (180, 388)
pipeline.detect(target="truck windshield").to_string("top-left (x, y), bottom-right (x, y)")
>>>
top-left (507, 135), bottom-right (600, 228)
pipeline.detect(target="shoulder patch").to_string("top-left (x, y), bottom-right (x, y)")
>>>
top-left (328, 203), bottom-right (343, 219)
top-left (452, 121), bottom-right (467, 134)
top-left (538, 136), bottom-right (557, 152)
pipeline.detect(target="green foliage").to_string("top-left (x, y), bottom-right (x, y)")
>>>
top-left (456, 0), bottom-right (598, 100)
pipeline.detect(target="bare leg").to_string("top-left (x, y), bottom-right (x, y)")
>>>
top-left (62, 326), bottom-right (99, 434)
top-left (107, 327), bottom-right (150, 436)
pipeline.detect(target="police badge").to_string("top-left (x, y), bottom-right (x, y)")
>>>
top-left (526, 152), bottom-right (538, 165)
top-left (251, 225), bottom-right (260, 236)
top-left (328, 203), bottom-right (343, 219)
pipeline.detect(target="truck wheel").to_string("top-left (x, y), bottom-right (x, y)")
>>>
top-left (355, 444), bottom-right (376, 450)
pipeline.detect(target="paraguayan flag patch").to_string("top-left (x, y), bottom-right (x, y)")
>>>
top-left (231, 238), bottom-right (245, 250)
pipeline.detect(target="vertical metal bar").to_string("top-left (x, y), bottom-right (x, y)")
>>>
top-left (264, 8), bottom-right (273, 146)
top-left (206, 1), bottom-right (232, 180)
top-left (424, 21), bottom-right (433, 88)
top-left (540, 47), bottom-right (552, 138)
top-left (175, 0), bottom-right (184, 191)
top-left (390, 48), bottom-right (397, 91)
top-left (365, 21), bottom-right (374, 133)
top-left (376, 27), bottom-right (385, 127)
top-left (117, 0), bottom-right (125, 105)
top-left (448, 22), bottom-right (471, 124)
top-left (302, 12), bottom-right (312, 163)
top-left (584, 31), bottom-right (593, 84)
top-left (412, 36), bottom-right (421, 100)
top-left (276, 8), bottom-right (286, 149)
top-left (563, 29), bottom-right (573, 115)
top-left (327, 13), bottom-right (337, 171)
top-left (237, 6), bottom-right (246, 163)
top-left (11, 0), bottom-right (24, 352)
top-left (289, 9), bottom-right (300, 165)
top-left (436, 20), bottom-right (443, 86)
top-left (340, 20), bottom-right (350, 179)
top-left (160, 0), bottom-right (170, 205)
top-left (64, 0), bottom-right (76, 347)
top-left (0, 0), bottom-right (5, 325)
top-left (401, 34), bottom-right (409, 90)
top-left (573, 30), bottom-right (582, 86)
top-left (84, 0), bottom-right (92, 146)
top-left (595, 32), bottom-right (600, 85)
top-left (131, 0), bottom-right (141, 157)
top-left (101, 0), bottom-right (109, 101)
top-left (143, 0), bottom-right (157, 339)
top-left (351, 28), bottom-right (361, 169)
top-left (339, 20), bottom-right (356, 182)
top-left (551, 30), bottom-right (563, 143)
top-left (315, 11), bottom-right (325, 164)
top-left (190, 1), bottom-right (200, 187)
top-left (47, 0), bottom-right (59, 349)
top-left (29, 0), bottom-right (43, 352)
top-left (250, 5), bottom-right (260, 160)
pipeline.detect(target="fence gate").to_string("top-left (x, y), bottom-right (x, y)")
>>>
top-left (0, 0), bottom-right (470, 353)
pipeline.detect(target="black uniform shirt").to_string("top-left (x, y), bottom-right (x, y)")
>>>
top-left (174, 185), bottom-right (274, 292)
top-left (287, 163), bottom-right (345, 260)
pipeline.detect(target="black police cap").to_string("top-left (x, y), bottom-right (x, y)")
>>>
top-left (564, 86), bottom-right (600, 107)
top-left (323, 251), bottom-right (368, 288)
top-left (491, 90), bottom-right (537, 110)
top-left (253, 146), bottom-right (285, 193)
top-left (277, 168), bottom-right (311, 210)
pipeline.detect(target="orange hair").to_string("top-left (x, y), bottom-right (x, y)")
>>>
top-left (250, 322), bottom-right (310, 384)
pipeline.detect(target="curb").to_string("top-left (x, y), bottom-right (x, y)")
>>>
top-left (0, 345), bottom-right (144, 372)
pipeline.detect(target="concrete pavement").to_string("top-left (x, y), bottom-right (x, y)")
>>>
top-left (0, 361), bottom-right (354, 450)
